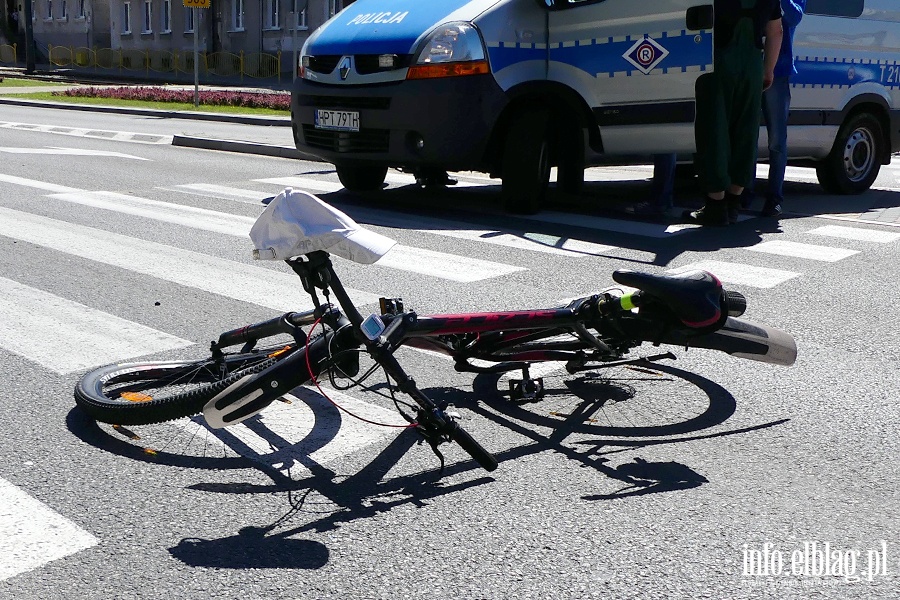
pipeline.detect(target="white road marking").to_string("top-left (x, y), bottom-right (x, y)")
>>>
top-left (0, 476), bottom-right (99, 581)
top-left (164, 183), bottom-right (274, 203)
top-left (0, 276), bottom-right (192, 374)
top-left (0, 147), bottom-right (148, 160)
top-left (668, 260), bottom-right (800, 289)
top-left (748, 240), bottom-right (859, 262)
top-left (517, 210), bottom-right (699, 238)
top-left (807, 225), bottom-right (900, 244)
top-left (341, 206), bottom-right (616, 257)
top-left (0, 172), bottom-right (80, 193)
top-left (0, 121), bottom-right (173, 144)
top-left (254, 176), bottom-right (344, 193)
top-left (46, 191), bottom-right (522, 282)
top-left (50, 190), bottom-right (256, 236)
top-left (0, 207), bottom-right (378, 311)
top-left (380, 245), bottom-right (525, 282)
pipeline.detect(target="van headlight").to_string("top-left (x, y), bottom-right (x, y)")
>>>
top-left (407, 22), bottom-right (489, 80)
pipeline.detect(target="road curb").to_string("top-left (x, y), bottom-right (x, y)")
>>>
top-left (171, 135), bottom-right (319, 160)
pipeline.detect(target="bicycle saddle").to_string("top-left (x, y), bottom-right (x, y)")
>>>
top-left (612, 269), bottom-right (723, 328)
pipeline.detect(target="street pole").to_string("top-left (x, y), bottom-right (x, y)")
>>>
top-left (23, 0), bottom-right (35, 72)
top-left (292, 2), bottom-right (298, 82)
top-left (193, 8), bottom-right (199, 108)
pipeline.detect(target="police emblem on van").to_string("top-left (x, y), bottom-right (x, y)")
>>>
top-left (623, 36), bottom-right (669, 75)
top-left (339, 56), bottom-right (352, 80)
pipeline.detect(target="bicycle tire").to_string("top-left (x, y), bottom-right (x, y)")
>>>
top-left (74, 344), bottom-right (299, 426)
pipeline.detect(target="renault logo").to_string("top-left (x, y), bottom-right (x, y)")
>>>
top-left (339, 56), bottom-right (352, 80)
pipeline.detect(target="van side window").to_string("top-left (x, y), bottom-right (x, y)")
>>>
top-left (805, 0), bottom-right (863, 18)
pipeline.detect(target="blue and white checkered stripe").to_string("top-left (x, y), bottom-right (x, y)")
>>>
top-left (486, 30), bottom-right (713, 77)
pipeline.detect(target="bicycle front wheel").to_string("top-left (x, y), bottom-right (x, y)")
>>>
top-left (74, 344), bottom-right (298, 426)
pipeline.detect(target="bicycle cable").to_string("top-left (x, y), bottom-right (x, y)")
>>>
top-left (304, 316), bottom-right (418, 429)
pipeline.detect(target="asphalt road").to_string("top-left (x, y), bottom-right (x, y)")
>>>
top-left (0, 105), bottom-right (898, 599)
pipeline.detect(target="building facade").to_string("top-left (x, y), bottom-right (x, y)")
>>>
top-left (8, 0), bottom-right (349, 74)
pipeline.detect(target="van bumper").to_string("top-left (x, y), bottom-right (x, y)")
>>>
top-left (889, 109), bottom-right (900, 156)
top-left (291, 74), bottom-right (507, 170)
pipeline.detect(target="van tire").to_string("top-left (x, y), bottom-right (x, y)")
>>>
top-left (501, 108), bottom-right (552, 214)
top-left (816, 112), bottom-right (883, 195)
top-left (336, 165), bottom-right (388, 192)
top-left (556, 123), bottom-right (585, 196)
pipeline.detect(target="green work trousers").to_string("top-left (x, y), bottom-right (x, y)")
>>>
top-left (694, 14), bottom-right (764, 194)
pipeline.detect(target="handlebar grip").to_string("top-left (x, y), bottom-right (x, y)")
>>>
top-left (448, 421), bottom-right (498, 472)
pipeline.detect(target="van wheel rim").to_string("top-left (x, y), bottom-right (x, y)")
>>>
top-left (843, 127), bottom-right (875, 183)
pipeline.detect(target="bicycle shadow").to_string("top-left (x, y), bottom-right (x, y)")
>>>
top-left (580, 457), bottom-right (708, 500)
top-left (168, 526), bottom-right (329, 570)
top-left (66, 361), bottom-right (787, 565)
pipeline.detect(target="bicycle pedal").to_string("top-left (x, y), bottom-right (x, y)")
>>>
top-left (508, 377), bottom-right (545, 403)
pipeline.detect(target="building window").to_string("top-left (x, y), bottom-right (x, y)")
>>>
top-left (184, 6), bottom-right (193, 32)
top-left (293, 0), bottom-right (307, 29)
top-left (44, 0), bottom-right (51, 20)
top-left (265, 0), bottom-right (278, 29)
top-left (122, 1), bottom-right (131, 33)
top-left (232, 0), bottom-right (244, 30)
top-left (77, 0), bottom-right (85, 18)
top-left (328, 0), bottom-right (341, 18)
top-left (161, 0), bottom-right (171, 32)
top-left (141, 0), bottom-right (151, 32)
top-left (59, 0), bottom-right (66, 18)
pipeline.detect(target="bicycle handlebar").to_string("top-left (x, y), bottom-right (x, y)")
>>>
top-left (447, 419), bottom-right (499, 472)
top-left (318, 257), bottom-right (499, 472)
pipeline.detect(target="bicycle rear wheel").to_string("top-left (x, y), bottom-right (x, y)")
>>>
top-left (74, 343), bottom-right (298, 426)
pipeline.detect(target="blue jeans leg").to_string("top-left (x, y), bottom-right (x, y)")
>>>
top-left (651, 153), bottom-right (677, 210)
top-left (762, 77), bottom-right (790, 203)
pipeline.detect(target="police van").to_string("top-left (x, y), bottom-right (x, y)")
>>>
top-left (290, 0), bottom-right (900, 213)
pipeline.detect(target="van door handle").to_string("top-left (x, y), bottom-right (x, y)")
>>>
top-left (686, 5), bottom-right (714, 31)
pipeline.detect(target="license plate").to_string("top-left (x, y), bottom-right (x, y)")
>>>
top-left (314, 109), bottom-right (360, 132)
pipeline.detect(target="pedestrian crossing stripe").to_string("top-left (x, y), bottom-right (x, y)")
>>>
top-left (0, 276), bottom-right (193, 374)
top-left (668, 260), bottom-right (800, 289)
top-left (165, 183), bottom-right (273, 204)
top-left (748, 240), bottom-right (859, 262)
top-left (0, 476), bottom-right (99, 581)
top-left (807, 225), bottom-right (900, 244)
top-left (0, 206), bottom-right (378, 312)
top-left (45, 190), bottom-right (523, 283)
top-left (328, 205), bottom-right (617, 258)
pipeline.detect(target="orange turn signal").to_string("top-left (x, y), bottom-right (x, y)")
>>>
top-left (406, 60), bottom-right (490, 80)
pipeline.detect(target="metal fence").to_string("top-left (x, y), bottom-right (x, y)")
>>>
top-left (0, 44), bottom-right (283, 82)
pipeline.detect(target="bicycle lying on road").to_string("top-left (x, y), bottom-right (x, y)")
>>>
top-left (74, 189), bottom-right (797, 472)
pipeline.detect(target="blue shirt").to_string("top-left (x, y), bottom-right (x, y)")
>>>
top-left (776, 0), bottom-right (806, 78)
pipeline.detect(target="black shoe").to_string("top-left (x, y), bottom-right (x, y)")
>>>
top-left (760, 198), bottom-right (782, 217)
top-left (726, 192), bottom-right (741, 224)
top-left (682, 199), bottom-right (728, 226)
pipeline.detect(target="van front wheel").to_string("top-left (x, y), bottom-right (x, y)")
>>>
top-left (501, 109), bottom-right (552, 214)
top-left (336, 165), bottom-right (388, 192)
top-left (816, 113), bottom-right (884, 194)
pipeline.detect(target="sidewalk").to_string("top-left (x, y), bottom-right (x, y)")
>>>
top-left (2, 64), bottom-right (899, 226)
top-left (0, 64), bottom-right (306, 158)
